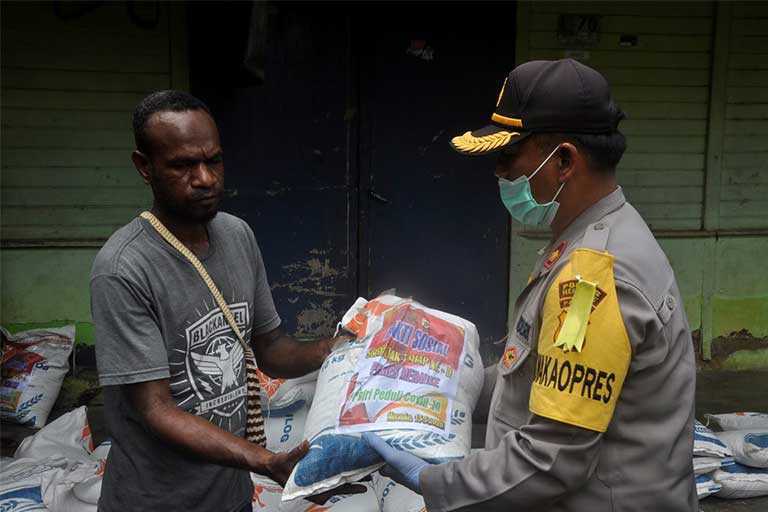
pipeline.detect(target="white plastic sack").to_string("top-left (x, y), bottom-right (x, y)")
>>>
top-left (371, 472), bottom-right (426, 512)
top-left (251, 474), bottom-right (287, 511)
top-left (91, 440), bottom-right (112, 461)
top-left (15, 406), bottom-right (94, 462)
top-left (72, 441), bottom-right (110, 505)
top-left (283, 295), bottom-right (483, 501)
top-left (41, 460), bottom-right (100, 512)
top-left (256, 369), bottom-right (318, 417)
top-left (695, 474), bottom-right (721, 499)
top-left (716, 429), bottom-right (768, 468)
top-left (705, 412), bottom-right (768, 431)
top-left (266, 405), bottom-right (308, 453)
top-left (0, 456), bottom-right (65, 511)
top-left (713, 461), bottom-right (768, 499)
top-left (12, 407), bottom-right (108, 512)
top-left (1, 325), bottom-right (75, 427)
top-left (694, 420), bottom-right (731, 458)
top-left (693, 456), bottom-right (730, 476)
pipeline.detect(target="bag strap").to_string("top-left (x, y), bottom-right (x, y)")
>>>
top-left (140, 211), bottom-right (266, 446)
top-left (140, 211), bottom-right (250, 354)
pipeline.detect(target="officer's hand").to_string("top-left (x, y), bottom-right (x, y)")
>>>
top-left (362, 432), bottom-right (430, 494)
top-left (264, 441), bottom-right (309, 487)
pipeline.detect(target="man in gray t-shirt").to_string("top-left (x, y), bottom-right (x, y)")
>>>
top-left (91, 91), bottom-right (359, 512)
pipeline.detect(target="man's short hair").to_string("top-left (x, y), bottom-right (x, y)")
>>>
top-left (534, 131), bottom-right (627, 174)
top-left (132, 90), bottom-right (212, 155)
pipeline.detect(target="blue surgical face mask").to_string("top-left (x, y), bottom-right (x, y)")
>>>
top-left (498, 145), bottom-right (565, 227)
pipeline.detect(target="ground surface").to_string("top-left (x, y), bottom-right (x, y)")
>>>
top-left (2, 371), bottom-right (766, 510)
top-left (696, 371), bottom-right (768, 511)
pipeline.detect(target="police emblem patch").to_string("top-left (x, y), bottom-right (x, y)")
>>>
top-left (543, 240), bottom-right (568, 270)
top-left (558, 279), bottom-right (606, 310)
top-left (502, 345), bottom-right (518, 369)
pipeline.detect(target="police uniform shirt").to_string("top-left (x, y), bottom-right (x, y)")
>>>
top-left (420, 187), bottom-right (698, 511)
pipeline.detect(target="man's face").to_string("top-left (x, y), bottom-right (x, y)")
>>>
top-left (495, 137), bottom-right (561, 204)
top-left (140, 109), bottom-right (224, 223)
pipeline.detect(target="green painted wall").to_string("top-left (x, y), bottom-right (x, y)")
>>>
top-left (1, 2), bottom-right (766, 365)
top-left (0, 2), bottom-right (189, 345)
top-left (513, 1), bottom-right (768, 365)
top-left (0, 248), bottom-right (98, 343)
top-left (711, 237), bottom-right (768, 338)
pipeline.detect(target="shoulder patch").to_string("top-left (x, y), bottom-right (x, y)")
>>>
top-left (529, 248), bottom-right (631, 432)
top-left (543, 240), bottom-right (568, 270)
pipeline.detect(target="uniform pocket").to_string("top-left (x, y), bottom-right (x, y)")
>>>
top-left (492, 353), bottom-right (536, 429)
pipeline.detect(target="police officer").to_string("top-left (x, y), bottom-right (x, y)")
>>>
top-left (363, 59), bottom-right (697, 511)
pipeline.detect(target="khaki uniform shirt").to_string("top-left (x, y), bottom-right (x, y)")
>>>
top-left (421, 188), bottom-right (697, 511)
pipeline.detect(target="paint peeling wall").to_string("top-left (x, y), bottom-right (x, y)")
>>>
top-left (271, 249), bottom-right (346, 338)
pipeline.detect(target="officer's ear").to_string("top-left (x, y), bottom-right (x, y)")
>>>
top-left (556, 142), bottom-right (579, 183)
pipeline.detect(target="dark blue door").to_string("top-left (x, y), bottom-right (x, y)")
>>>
top-left (358, 5), bottom-right (514, 356)
top-left (190, 2), bottom-right (512, 358)
top-left (189, 2), bottom-right (357, 339)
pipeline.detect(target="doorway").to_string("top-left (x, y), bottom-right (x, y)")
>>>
top-left (189, 1), bottom-right (514, 357)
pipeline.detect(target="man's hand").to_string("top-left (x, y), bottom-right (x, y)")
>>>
top-left (323, 332), bottom-right (356, 357)
top-left (252, 327), bottom-right (355, 379)
top-left (262, 440), bottom-right (366, 503)
top-left (362, 432), bottom-right (430, 493)
top-left (263, 441), bottom-right (309, 487)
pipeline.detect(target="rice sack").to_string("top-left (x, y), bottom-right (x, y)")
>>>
top-left (282, 295), bottom-right (483, 501)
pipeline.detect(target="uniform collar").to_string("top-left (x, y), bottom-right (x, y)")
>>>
top-left (557, 186), bottom-right (626, 244)
top-left (532, 187), bottom-right (626, 280)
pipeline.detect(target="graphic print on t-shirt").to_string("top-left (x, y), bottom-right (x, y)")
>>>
top-left (169, 301), bottom-right (251, 432)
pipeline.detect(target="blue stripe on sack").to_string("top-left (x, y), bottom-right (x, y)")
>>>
top-left (720, 462), bottom-right (768, 475)
top-left (745, 433), bottom-right (768, 449)
top-left (694, 431), bottom-right (728, 448)
top-left (0, 485), bottom-right (45, 509)
top-left (693, 420), bottom-right (728, 449)
top-left (696, 474), bottom-right (714, 484)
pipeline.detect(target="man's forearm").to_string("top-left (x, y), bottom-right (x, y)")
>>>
top-left (126, 378), bottom-right (307, 486)
top-left (143, 396), bottom-right (270, 473)
top-left (252, 328), bottom-right (332, 379)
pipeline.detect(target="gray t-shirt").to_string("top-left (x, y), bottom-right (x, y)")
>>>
top-left (91, 212), bottom-right (281, 512)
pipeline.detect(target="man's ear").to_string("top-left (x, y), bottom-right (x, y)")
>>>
top-left (132, 150), bottom-right (152, 185)
top-left (556, 142), bottom-right (578, 182)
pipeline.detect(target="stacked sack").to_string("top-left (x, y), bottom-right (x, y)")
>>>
top-left (693, 420), bottom-right (732, 499)
top-left (1, 325), bottom-right (75, 428)
top-left (706, 413), bottom-right (768, 500)
top-left (257, 369), bottom-right (318, 419)
top-left (0, 406), bottom-right (111, 512)
top-left (693, 413), bottom-right (768, 500)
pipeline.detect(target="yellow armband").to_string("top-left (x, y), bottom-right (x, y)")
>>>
top-left (529, 248), bottom-right (631, 432)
